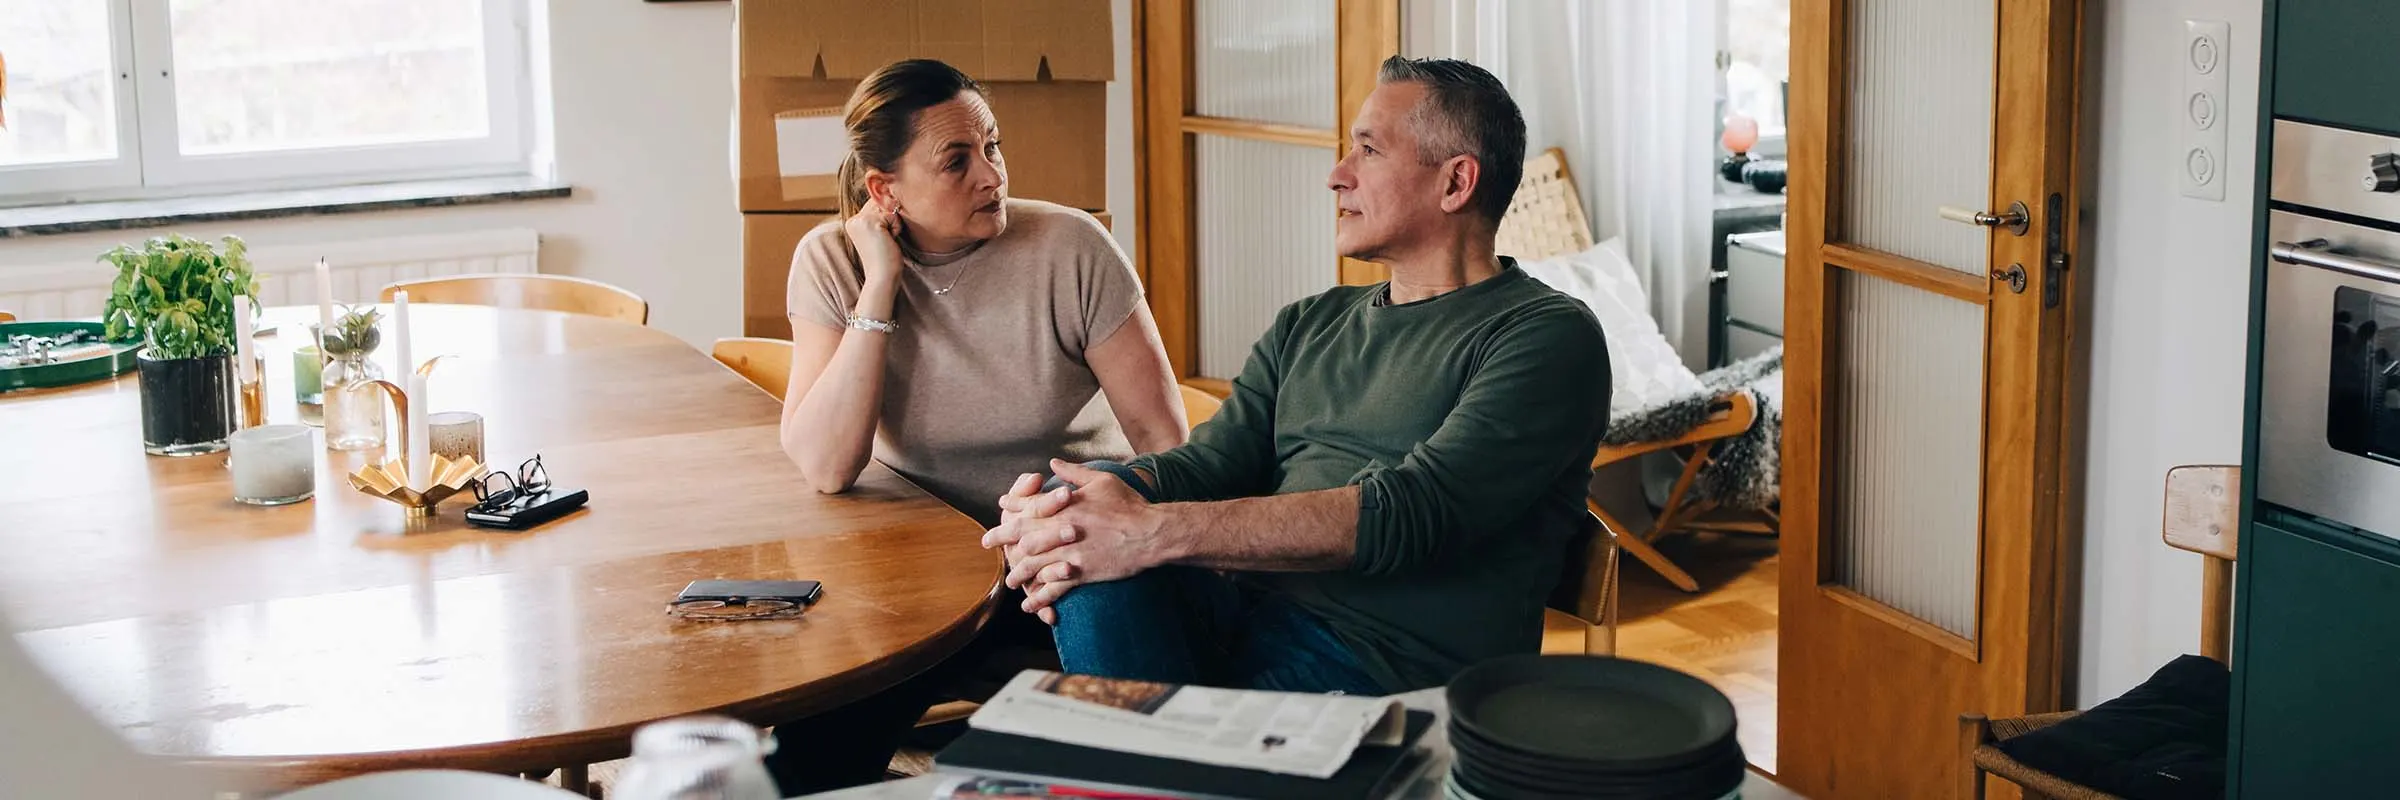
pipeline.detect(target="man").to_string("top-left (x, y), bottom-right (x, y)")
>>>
top-left (981, 56), bottom-right (1612, 695)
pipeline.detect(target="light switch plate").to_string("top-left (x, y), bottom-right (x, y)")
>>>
top-left (2181, 19), bottom-right (2232, 200)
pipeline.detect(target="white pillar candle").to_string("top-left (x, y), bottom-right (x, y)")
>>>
top-left (407, 374), bottom-right (432, 491)
top-left (229, 425), bottom-right (316, 505)
top-left (313, 258), bottom-right (336, 349)
top-left (232, 300), bottom-right (257, 384)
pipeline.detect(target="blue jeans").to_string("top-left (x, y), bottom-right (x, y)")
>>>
top-left (1042, 462), bottom-right (1386, 696)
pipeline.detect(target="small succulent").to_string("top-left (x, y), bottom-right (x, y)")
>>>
top-left (320, 304), bottom-right (383, 356)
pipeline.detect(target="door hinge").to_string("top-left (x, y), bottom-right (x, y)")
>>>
top-left (2042, 192), bottom-right (2069, 309)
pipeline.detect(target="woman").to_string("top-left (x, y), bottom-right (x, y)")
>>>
top-left (779, 60), bottom-right (1185, 521)
top-left (767, 59), bottom-right (1187, 793)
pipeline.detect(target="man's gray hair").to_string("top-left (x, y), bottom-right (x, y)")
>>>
top-left (1375, 55), bottom-right (1527, 224)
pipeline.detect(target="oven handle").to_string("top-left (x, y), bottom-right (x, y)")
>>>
top-left (2273, 239), bottom-right (2400, 284)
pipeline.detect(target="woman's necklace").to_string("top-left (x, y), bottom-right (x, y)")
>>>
top-left (901, 238), bottom-right (983, 296)
top-left (926, 261), bottom-right (973, 295)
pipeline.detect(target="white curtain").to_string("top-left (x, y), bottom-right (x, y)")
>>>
top-left (1404, 0), bottom-right (1719, 366)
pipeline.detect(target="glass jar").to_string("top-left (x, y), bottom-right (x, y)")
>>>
top-left (321, 349), bottom-right (386, 452)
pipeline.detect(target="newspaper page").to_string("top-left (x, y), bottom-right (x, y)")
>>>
top-left (965, 670), bottom-right (1408, 779)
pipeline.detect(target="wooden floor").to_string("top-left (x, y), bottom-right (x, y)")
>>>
top-left (1615, 530), bottom-right (1782, 774)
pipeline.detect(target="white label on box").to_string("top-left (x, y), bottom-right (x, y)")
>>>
top-left (775, 111), bottom-right (848, 179)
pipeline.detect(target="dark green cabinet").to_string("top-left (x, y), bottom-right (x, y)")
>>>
top-left (2229, 517), bottom-right (2400, 796)
top-left (2273, 1), bottom-right (2400, 136)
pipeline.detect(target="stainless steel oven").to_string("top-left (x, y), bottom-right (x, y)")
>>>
top-left (2259, 120), bottom-right (2400, 539)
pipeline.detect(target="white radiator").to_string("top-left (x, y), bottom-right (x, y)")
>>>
top-left (0, 228), bottom-right (541, 321)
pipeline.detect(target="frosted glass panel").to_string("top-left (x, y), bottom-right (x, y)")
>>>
top-left (1842, 0), bottom-right (1994, 273)
top-left (1830, 271), bottom-right (1984, 639)
top-left (1194, 0), bottom-right (1336, 129)
top-left (1197, 135), bottom-right (1335, 378)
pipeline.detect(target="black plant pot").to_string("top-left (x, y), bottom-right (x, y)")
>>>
top-left (137, 350), bottom-right (235, 456)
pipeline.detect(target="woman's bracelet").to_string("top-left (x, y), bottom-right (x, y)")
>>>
top-left (845, 314), bottom-right (897, 334)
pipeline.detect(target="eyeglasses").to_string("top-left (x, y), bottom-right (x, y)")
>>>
top-left (665, 598), bottom-right (809, 622)
top-left (470, 454), bottom-right (551, 510)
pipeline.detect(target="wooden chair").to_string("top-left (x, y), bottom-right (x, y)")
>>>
top-left (1542, 512), bottom-right (1623, 656)
top-left (1497, 147), bottom-right (1595, 260)
top-left (0, 310), bottom-right (16, 322)
top-left (1957, 465), bottom-right (2239, 800)
top-left (1496, 148), bottom-right (1774, 594)
top-left (1180, 383), bottom-right (1223, 427)
top-left (1588, 393), bottom-right (1769, 593)
top-left (378, 275), bottom-right (648, 326)
top-left (712, 337), bottom-right (794, 401)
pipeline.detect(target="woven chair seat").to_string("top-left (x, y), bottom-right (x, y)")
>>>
top-left (1972, 711), bottom-right (2122, 800)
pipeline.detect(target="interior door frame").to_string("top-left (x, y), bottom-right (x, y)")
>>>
top-left (1778, 0), bottom-right (2085, 795)
top-left (1132, 0), bottom-right (1401, 384)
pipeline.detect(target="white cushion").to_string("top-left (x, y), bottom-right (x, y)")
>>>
top-left (1517, 238), bottom-right (1706, 416)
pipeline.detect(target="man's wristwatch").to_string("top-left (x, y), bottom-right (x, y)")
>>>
top-left (846, 315), bottom-right (897, 334)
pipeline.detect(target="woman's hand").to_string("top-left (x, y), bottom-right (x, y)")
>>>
top-left (843, 201), bottom-right (906, 288)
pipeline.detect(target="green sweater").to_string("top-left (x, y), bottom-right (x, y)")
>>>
top-left (1129, 262), bottom-right (1612, 692)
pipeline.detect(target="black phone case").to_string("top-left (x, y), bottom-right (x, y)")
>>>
top-left (464, 488), bottom-right (589, 530)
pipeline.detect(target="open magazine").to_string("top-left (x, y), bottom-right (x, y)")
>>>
top-left (964, 671), bottom-right (1410, 780)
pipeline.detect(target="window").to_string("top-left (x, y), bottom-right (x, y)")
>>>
top-left (1721, 0), bottom-right (1789, 156)
top-left (0, 0), bottom-right (527, 204)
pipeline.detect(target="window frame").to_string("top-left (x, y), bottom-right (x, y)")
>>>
top-left (1717, 0), bottom-right (1788, 161)
top-left (0, 0), bottom-right (531, 204)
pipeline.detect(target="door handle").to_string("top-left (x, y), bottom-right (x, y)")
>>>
top-left (1937, 201), bottom-right (2031, 236)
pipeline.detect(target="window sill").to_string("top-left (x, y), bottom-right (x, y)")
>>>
top-left (0, 176), bottom-right (573, 239)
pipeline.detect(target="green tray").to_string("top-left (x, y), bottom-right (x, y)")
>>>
top-left (0, 321), bottom-right (139, 393)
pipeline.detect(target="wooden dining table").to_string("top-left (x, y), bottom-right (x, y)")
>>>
top-left (0, 305), bottom-right (1000, 793)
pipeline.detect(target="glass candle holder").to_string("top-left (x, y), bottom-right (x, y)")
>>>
top-left (229, 424), bottom-right (317, 506)
top-left (428, 411), bottom-right (484, 464)
top-left (323, 349), bottom-right (386, 452)
top-left (294, 344), bottom-right (325, 426)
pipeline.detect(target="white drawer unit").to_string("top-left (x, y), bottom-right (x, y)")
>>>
top-left (1723, 230), bottom-right (1786, 361)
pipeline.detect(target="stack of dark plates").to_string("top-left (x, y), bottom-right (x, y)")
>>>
top-left (1443, 655), bottom-right (1745, 800)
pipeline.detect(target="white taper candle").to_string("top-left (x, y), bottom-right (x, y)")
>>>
top-left (407, 374), bottom-right (432, 491)
top-left (232, 300), bottom-right (256, 383)
top-left (313, 258), bottom-right (336, 349)
top-left (391, 289), bottom-right (412, 377)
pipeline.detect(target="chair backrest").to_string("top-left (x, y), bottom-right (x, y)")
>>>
top-left (712, 337), bottom-right (794, 401)
top-left (1547, 511), bottom-right (1622, 651)
top-left (0, 310), bottom-right (16, 322)
top-left (1496, 147), bottom-right (1595, 261)
top-left (1179, 384), bottom-right (1222, 430)
top-left (2162, 464), bottom-right (2241, 662)
top-left (379, 275), bottom-right (648, 326)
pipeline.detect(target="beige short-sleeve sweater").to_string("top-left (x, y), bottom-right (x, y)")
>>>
top-left (787, 199), bottom-right (1141, 526)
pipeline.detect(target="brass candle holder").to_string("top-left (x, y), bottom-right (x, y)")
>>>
top-left (347, 450), bottom-right (486, 518)
top-left (345, 357), bottom-right (482, 518)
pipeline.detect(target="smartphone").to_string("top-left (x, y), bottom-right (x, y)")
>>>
top-left (464, 487), bottom-right (589, 530)
top-left (675, 580), bottom-right (823, 605)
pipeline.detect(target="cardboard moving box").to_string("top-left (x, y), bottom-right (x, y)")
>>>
top-left (735, 0), bottom-right (1113, 213)
top-left (743, 209), bottom-right (1110, 339)
top-left (738, 79), bottom-right (1105, 212)
top-left (738, 0), bottom-right (1113, 82)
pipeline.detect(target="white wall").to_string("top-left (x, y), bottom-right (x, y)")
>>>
top-left (2074, 0), bottom-right (2260, 706)
top-left (0, 0), bottom-right (1138, 347)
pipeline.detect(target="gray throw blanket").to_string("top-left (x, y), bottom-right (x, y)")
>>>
top-left (1599, 347), bottom-right (1784, 511)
